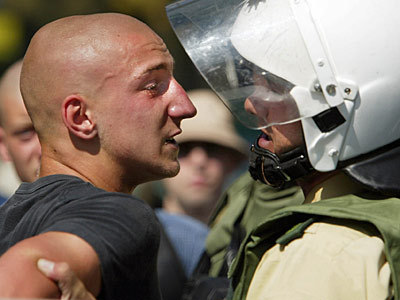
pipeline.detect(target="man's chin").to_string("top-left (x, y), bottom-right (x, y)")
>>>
top-left (160, 161), bottom-right (180, 179)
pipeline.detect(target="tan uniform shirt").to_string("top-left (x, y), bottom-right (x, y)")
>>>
top-left (246, 173), bottom-right (392, 299)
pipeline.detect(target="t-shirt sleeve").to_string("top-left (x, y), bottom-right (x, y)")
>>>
top-left (38, 187), bottom-right (161, 300)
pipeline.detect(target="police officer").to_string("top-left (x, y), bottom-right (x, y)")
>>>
top-left (167, 0), bottom-right (400, 298)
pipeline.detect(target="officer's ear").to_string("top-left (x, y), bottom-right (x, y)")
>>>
top-left (62, 95), bottom-right (97, 140)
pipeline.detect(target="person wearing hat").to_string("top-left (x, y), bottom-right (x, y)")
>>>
top-left (155, 88), bottom-right (248, 300)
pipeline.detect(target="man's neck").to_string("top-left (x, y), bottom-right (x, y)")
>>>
top-left (296, 170), bottom-right (338, 200)
top-left (297, 170), bottom-right (364, 204)
top-left (39, 153), bottom-right (135, 194)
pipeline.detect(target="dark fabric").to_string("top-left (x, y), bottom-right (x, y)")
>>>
top-left (156, 210), bottom-right (209, 300)
top-left (182, 276), bottom-right (230, 300)
top-left (156, 209), bottom-right (208, 277)
top-left (157, 224), bottom-right (187, 300)
top-left (0, 174), bottom-right (161, 300)
top-left (182, 212), bottom-right (244, 300)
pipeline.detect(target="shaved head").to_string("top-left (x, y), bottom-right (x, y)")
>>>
top-left (17, 12), bottom-right (194, 190)
top-left (20, 13), bottom-right (162, 142)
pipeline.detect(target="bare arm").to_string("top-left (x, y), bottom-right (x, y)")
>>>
top-left (38, 259), bottom-right (96, 300)
top-left (0, 231), bottom-right (101, 298)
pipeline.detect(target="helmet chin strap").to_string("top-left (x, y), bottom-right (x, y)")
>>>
top-left (248, 135), bottom-right (314, 188)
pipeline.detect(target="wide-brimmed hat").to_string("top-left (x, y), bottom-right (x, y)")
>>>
top-left (177, 89), bottom-right (249, 156)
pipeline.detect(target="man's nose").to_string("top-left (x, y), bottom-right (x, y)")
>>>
top-left (244, 98), bottom-right (257, 116)
top-left (168, 78), bottom-right (197, 120)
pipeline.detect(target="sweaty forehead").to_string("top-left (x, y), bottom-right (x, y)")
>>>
top-left (22, 13), bottom-right (170, 92)
top-left (29, 13), bottom-right (161, 62)
top-left (93, 25), bottom-right (173, 84)
top-left (130, 42), bottom-right (174, 77)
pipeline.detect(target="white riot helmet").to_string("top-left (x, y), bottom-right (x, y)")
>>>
top-left (167, 0), bottom-right (400, 191)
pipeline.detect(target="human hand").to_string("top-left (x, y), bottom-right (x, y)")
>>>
top-left (37, 258), bottom-right (96, 300)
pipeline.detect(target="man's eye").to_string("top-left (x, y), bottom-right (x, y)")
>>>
top-left (144, 82), bottom-right (160, 97)
top-left (144, 80), bottom-right (169, 97)
top-left (145, 83), bottom-right (157, 90)
top-left (15, 129), bottom-right (36, 142)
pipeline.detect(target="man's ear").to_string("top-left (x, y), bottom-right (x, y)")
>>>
top-left (0, 127), bottom-right (11, 162)
top-left (62, 95), bottom-right (97, 140)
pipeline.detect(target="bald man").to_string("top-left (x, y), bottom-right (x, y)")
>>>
top-left (0, 13), bottom-right (196, 299)
top-left (0, 60), bottom-right (41, 186)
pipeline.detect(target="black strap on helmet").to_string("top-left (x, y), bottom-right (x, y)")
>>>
top-left (248, 136), bottom-right (314, 188)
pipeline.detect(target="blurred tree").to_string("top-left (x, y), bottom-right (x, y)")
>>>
top-left (0, 10), bottom-right (23, 60)
top-left (3, 0), bottom-right (107, 26)
top-left (0, 9), bottom-right (24, 72)
top-left (0, 0), bottom-right (108, 74)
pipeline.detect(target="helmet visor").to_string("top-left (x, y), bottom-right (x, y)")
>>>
top-left (167, 0), bottom-right (329, 129)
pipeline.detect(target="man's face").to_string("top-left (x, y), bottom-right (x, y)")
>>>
top-left (244, 72), bottom-right (303, 156)
top-left (163, 142), bottom-right (236, 212)
top-left (94, 30), bottom-right (196, 185)
top-left (0, 97), bottom-right (41, 182)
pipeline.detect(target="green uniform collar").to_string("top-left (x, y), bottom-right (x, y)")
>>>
top-left (229, 193), bottom-right (400, 299)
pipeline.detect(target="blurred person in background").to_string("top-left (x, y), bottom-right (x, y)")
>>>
top-left (156, 88), bottom-right (248, 300)
top-left (0, 5), bottom-right (35, 203)
top-left (0, 59), bottom-right (41, 204)
top-left (0, 161), bottom-right (20, 201)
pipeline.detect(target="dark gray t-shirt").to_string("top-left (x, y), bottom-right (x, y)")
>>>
top-left (0, 174), bottom-right (161, 300)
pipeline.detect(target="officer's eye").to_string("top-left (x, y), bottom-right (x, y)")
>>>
top-left (145, 82), bottom-right (157, 91)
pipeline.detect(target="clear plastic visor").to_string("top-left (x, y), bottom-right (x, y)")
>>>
top-left (167, 0), bottom-right (329, 129)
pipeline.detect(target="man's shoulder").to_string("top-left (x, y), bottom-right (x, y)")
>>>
top-left (28, 174), bottom-right (151, 213)
top-left (2, 174), bottom-right (157, 242)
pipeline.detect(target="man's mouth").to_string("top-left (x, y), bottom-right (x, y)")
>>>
top-left (260, 132), bottom-right (271, 141)
top-left (165, 129), bottom-right (182, 145)
top-left (165, 137), bottom-right (177, 145)
top-left (257, 132), bottom-right (274, 152)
